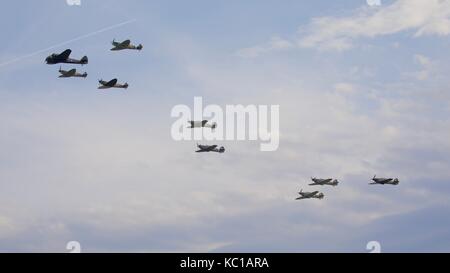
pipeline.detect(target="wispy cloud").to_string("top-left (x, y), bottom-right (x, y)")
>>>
top-left (238, 0), bottom-right (450, 55)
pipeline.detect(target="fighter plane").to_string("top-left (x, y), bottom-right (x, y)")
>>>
top-left (111, 39), bottom-right (143, 51)
top-left (195, 144), bottom-right (225, 153)
top-left (45, 49), bottom-right (88, 65)
top-left (188, 120), bottom-right (217, 129)
top-left (98, 79), bottom-right (129, 89)
top-left (296, 190), bottom-right (325, 200)
top-left (370, 175), bottom-right (400, 185)
top-left (58, 66), bottom-right (87, 78)
top-left (309, 177), bottom-right (339, 186)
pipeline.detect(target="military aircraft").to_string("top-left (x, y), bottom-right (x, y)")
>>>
top-left (98, 79), bottom-right (129, 89)
top-left (296, 190), bottom-right (325, 200)
top-left (196, 144), bottom-right (225, 153)
top-left (370, 175), bottom-right (400, 185)
top-left (58, 66), bottom-right (87, 78)
top-left (309, 177), bottom-right (339, 186)
top-left (188, 120), bottom-right (217, 129)
top-left (46, 49), bottom-right (88, 65)
top-left (111, 39), bottom-right (143, 51)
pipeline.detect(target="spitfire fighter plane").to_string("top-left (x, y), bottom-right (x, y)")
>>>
top-left (296, 190), bottom-right (325, 200)
top-left (370, 175), bottom-right (400, 185)
top-left (196, 144), bottom-right (225, 153)
top-left (98, 79), bottom-right (129, 89)
top-left (58, 66), bottom-right (87, 78)
top-left (111, 39), bottom-right (143, 51)
top-left (309, 177), bottom-right (339, 186)
top-left (188, 120), bottom-right (217, 129)
top-left (46, 49), bottom-right (88, 65)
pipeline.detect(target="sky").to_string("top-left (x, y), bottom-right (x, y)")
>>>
top-left (0, 0), bottom-right (450, 252)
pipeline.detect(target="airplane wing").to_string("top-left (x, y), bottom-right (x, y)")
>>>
top-left (202, 120), bottom-right (209, 126)
top-left (58, 49), bottom-right (72, 60)
top-left (201, 145), bottom-right (217, 151)
top-left (67, 69), bottom-right (76, 76)
top-left (121, 40), bottom-right (131, 47)
top-left (105, 79), bottom-right (118, 87)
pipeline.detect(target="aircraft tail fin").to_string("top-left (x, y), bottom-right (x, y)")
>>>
top-left (81, 56), bottom-right (88, 64)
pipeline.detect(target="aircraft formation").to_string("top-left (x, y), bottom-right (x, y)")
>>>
top-left (182, 118), bottom-right (401, 194)
top-left (296, 176), bottom-right (400, 201)
top-left (45, 39), bottom-right (143, 89)
top-left (43, 42), bottom-right (400, 203)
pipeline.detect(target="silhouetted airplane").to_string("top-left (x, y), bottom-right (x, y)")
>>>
top-left (46, 49), bottom-right (88, 65)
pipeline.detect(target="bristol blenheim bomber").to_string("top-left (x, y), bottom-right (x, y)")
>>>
top-left (46, 49), bottom-right (88, 65)
top-left (98, 79), bottom-right (129, 89)
top-left (111, 39), bottom-right (143, 51)
top-left (58, 66), bottom-right (87, 78)
top-left (309, 177), bottom-right (339, 186)
top-left (370, 175), bottom-right (400, 185)
top-left (296, 190), bottom-right (325, 200)
top-left (196, 144), bottom-right (225, 153)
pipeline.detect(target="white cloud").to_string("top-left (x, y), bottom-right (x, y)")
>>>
top-left (239, 0), bottom-right (450, 54)
top-left (299, 0), bottom-right (450, 50)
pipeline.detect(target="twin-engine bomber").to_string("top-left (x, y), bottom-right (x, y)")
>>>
top-left (46, 49), bottom-right (88, 65)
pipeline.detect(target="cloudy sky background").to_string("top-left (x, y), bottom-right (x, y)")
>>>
top-left (0, 0), bottom-right (450, 252)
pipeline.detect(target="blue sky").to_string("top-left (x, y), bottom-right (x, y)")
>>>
top-left (0, 0), bottom-right (450, 252)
